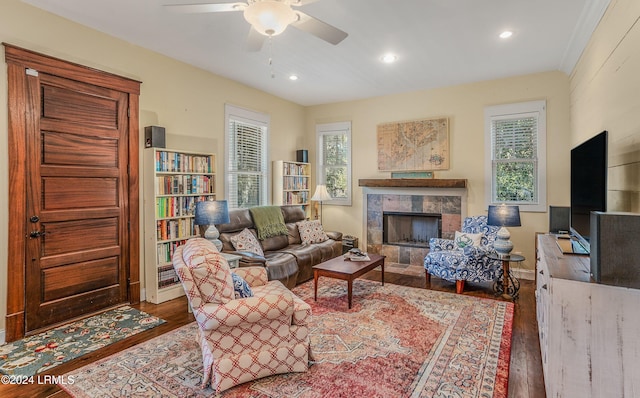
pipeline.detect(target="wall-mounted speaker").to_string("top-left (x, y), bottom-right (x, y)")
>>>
top-left (296, 149), bottom-right (308, 163)
top-left (549, 206), bottom-right (570, 233)
top-left (145, 126), bottom-right (166, 148)
top-left (590, 211), bottom-right (640, 289)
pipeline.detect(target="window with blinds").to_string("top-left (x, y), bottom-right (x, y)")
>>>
top-left (485, 100), bottom-right (546, 212)
top-left (225, 104), bottom-right (269, 209)
top-left (316, 121), bottom-right (352, 206)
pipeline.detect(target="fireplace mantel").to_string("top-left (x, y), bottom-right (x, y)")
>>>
top-left (358, 178), bottom-right (467, 188)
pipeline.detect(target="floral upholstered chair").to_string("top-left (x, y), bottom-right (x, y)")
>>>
top-left (173, 238), bottom-right (311, 393)
top-left (423, 215), bottom-right (502, 294)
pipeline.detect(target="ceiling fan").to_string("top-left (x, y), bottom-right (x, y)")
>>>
top-left (165, 0), bottom-right (348, 51)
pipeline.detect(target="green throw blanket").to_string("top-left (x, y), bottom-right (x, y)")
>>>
top-left (250, 206), bottom-right (289, 240)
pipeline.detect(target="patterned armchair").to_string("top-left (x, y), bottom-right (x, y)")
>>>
top-left (424, 215), bottom-right (502, 294)
top-left (173, 238), bottom-right (311, 393)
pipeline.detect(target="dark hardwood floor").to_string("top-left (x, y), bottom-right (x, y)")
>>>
top-left (1, 271), bottom-right (545, 398)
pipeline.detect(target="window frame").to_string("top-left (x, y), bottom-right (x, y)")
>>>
top-left (316, 121), bottom-right (352, 206)
top-left (484, 100), bottom-right (547, 212)
top-left (224, 104), bottom-right (270, 209)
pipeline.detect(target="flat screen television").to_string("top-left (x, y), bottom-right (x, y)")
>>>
top-left (570, 130), bottom-right (608, 253)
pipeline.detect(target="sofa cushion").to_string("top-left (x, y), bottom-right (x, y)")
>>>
top-left (286, 222), bottom-right (302, 245)
top-left (263, 252), bottom-right (299, 289)
top-left (230, 228), bottom-right (264, 256)
top-left (218, 208), bottom-right (253, 233)
top-left (182, 238), bottom-right (235, 304)
top-left (296, 220), bottom-right (329, 244)
top-left (283, 244), bottom-right (322, 283)
top-left (261, 234), bottom-right (290, 252)
top-left (281, 206), bottom-right (306, 223)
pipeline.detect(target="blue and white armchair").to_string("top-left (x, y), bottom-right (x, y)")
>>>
top-left (424, 215), bottom-right (502, 294)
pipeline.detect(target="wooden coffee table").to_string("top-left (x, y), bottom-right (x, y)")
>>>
top-left (312, 253), bottom-right (385, 309)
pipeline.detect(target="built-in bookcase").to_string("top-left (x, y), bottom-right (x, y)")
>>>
top-left (272, 160), bottom-right (310, 217)
top-left (144, 148), bottom-right (216, 303)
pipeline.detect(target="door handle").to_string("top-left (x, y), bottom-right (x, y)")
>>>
top-left (29, 231), bottom-right (46, 238)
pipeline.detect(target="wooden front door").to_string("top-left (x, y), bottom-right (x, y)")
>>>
top-left (5, 44), bottom-right (141, 340)
top-left (24, 72), bottom-right (130, 331)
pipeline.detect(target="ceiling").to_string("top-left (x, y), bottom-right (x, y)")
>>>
top-left (22, 0), bottom-right (610, 106)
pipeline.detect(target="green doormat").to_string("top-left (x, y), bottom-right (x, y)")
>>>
top-left (0, 306), bottom-right (165, 377)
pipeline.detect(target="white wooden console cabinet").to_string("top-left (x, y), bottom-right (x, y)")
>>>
top-left (536, 234), bottom-right (640, 397)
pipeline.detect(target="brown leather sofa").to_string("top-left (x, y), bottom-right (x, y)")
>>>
top-left (217, 206), bottom-right (343, 289)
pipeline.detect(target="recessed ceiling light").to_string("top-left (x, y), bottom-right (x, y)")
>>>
top-left (289, 74), bottom-right (298, 81)
top-left (499, 31), bottom-right (513, 39)
top-left (381, 53), bottom-right (398, 64)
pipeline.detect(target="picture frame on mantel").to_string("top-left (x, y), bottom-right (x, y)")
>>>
top-left (391, 171), bottom-right (434, 179)
top-left (376, 117), bottom-right (449, 171)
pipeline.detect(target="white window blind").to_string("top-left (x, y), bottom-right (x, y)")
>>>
top-left (225, 104), bottom-right (269, 209)
top-left (485, 100), bottom-right (546, 212)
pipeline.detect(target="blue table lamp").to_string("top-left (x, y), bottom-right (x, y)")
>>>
top-left (487, 204), bottom-right (521, 258)
top-left (194, 200), bottom-right (230, 251)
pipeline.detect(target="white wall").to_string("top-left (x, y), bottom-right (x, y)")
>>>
top-left (306, 71), bottom-right (573, 274)
top-left (570, 0), bottom-right (640, 213)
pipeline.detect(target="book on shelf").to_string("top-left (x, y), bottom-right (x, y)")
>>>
top-left (155, 151), bottom-right (212, 173)
top-left (283, 176), bottom-right (308, 190)
top-left (285, 191), bottom-right (308, 205)
top-left (156, 219), bottom-right (196, 241)
top-left (283, 162), bottom-right (308, 176)
top-left (156, 239), bottom-right (188, 263)
top-left (155, 175), bottom-right (214, 195)
top-left (155, 195), bottom-right (212, 218)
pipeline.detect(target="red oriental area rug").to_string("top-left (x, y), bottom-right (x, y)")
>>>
top-left (61, 279), bottom-right (514, 398)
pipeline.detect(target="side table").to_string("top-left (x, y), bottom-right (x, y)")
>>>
top-left (221, 252), bottom-right (241, 269)
top-left (488, 253), bottom-right (523, 301)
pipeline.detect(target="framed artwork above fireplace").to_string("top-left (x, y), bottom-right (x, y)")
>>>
top-left (377, 117), bottom-right (449, 171)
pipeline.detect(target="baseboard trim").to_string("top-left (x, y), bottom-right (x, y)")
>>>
top-left (140, 288), bottom-right (146, 303)
top-left (0, 329), bottom-right (5, 345)
top-left (512, 268), bottom-right (535, 281)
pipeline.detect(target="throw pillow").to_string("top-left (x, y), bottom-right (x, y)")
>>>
top-left (296, 220), bottom-right (329, 245)
top-left (230, 228), bottom-right (264, 256)
top-left (182, 238), bottom-right (235, 304)
top-left (231, 273), bottom-right (254, 299)
top-left (454, 231), bottom-right (483, 249)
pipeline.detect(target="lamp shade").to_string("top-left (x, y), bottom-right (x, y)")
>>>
top-left (487, 205), bottom-right (521, 227)
top-left (311, 185), bottom-right (332, 202)
top-left (243, 1), bottom-right (297, 37)
top-left (194, 200), bottom-right (230, 226)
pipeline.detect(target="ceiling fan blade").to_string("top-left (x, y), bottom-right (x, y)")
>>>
top-left (291, 11), bottom-right (348, 45)
top-left (290, 0), bottom-right (321, 6)
top-left (245, 27), bottom-right (266, 52)
top-left (163, 2), bottom-right (246, 13)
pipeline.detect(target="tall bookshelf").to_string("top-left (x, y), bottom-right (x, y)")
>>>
top-left (144, 148), bottom-right (216, 304)
top-left (272, 160), bottom-right (310, 217)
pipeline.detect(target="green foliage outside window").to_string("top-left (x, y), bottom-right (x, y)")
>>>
top-left (322, 134), bottom-right (348, 199)
top-left (493, 117), bottom-right (537, 203)
top-left (495, 162), bottom-right (535, 202)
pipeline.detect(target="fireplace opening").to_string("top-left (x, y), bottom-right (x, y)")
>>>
top-left (383, 212), bottom-right (442, 248)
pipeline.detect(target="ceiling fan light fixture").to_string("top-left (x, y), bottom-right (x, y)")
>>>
top-left (381, 53), bottom-right (398, 63)
top-left (244, 1), bottom-right (297, 36)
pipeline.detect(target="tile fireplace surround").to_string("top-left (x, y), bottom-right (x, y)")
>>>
top-left (360, 179), bottom-right (467, 268)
